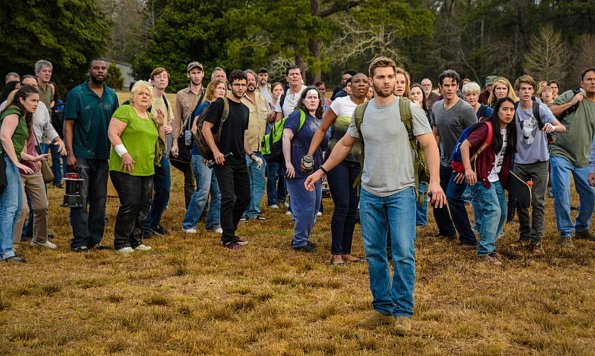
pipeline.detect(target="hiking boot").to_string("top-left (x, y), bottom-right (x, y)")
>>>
top-left (479, 253), bottom-right (502, 265)
top-left (529, 241), bottom-right (545, 256)
top-left (559, 237), bottom-right (575, 248)
top-left (356, 310), bottom-right (393, 328)
top-left (575, 230), bottom-right (595, 241)
top-left (151, 224), bottom-right (168, 236)
top-left (394, 316), bottom-right (412, 336)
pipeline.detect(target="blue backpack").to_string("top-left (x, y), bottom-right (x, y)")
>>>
top-left (450, 121), bottom-right (493, 173)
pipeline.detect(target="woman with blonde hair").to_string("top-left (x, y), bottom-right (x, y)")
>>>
top-left (488, 78), bottom-right (519, 107)
top-left (108, 81), bottom-right (164, 254)
top-left (181, 79), bottom-right (226, 234)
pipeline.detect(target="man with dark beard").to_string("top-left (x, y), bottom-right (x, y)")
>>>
top-left (202, 70), bottom-right (262, 250)
top-left (64, 59), bottom-right (119, 252)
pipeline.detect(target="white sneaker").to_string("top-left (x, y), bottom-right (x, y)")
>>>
top-left (117, 247), bottom-right (135, 254)
top-left (183, 228), bottom-right (197, 234)
top-left (213, 227), bottom-right (223, 234)
top-left (285, 211), bottom-right (293, 216)
top-left (135, 244), bottom-right (152, 251)
top-left (31, 240), bottom-right (57, 249)
top-left (269, 204), bottom-right (279, 209)
top-left (317, 212), bottom-right (322, 217)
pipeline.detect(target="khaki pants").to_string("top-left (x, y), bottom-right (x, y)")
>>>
top-left (14, 171), bottom-right (49, 244)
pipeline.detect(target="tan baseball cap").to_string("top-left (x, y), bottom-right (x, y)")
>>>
top-left (187, 61), bottom-right (204, 72)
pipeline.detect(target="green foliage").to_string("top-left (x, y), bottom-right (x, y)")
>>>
top-left (133, 0), bottom-right (240, 91)
top-left (0, 0), bottom-right (110, 92)
top-left (105, 64), bottom-right (124, 90)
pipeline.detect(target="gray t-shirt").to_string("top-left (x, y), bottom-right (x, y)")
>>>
top-left (431, 99), bottom-right (477, 167)
top-left (346, 97), bottom-right (432, 197)
top-left (515, 102), bottom-right (556, 164)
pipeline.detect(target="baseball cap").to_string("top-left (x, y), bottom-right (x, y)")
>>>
top-left (258, 67), bottom-right (268, 74)
top-left (187, 61), bottom-right (204, 72)
top-left (485, 75), bottom-right (498, 86)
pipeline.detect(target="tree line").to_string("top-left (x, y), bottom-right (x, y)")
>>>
top-left (1, 0), bottom-right (592, 93)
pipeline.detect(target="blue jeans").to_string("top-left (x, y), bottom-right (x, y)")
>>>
top-left (50, 143), bottom-right (66, 186)
top-left (416, 182), bottom-right (428, 226)
top-left (266, 159), bottom-right (287, 205)
top-left (286, 178), bottom-right (321, 248)
top-left (550, 156), bottom-right (595, 237)
top-left (144, 155), bottom-right (171, 233)
top-left (0, 157), bottom-right (23, 259)
top-left (327, 160), bottom-right (360, 254)
top-left (470, 181), bottom-right (506, 256)
top-left (69, 157), bottom-right (108, 249)
top-left (183, 154), bottom-right (221, 230)
top-left (244, 153), bottom-right (266, 218)
top-left (359, 187), bottom-right (416, 317)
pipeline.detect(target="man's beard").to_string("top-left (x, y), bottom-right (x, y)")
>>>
top-left (373, 83), bottom-right (394, 98)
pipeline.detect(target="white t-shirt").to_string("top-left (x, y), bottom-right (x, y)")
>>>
top-left (330, 96), bottom-right (358, 117)
top-left (488, 128), bottom-right (508, 182)
top-left (275, 86), bottom-right (305, 117)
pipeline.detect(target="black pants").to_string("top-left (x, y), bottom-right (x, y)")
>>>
top-left (110, 171), bottom-right (153, 249)
top-left (214, 160), bottom-right (250, 245)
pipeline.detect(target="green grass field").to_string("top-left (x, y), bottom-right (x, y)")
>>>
top-left (0, 166), bottom-right (593, 354)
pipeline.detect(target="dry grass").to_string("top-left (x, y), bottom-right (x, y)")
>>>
top-left (0, 169), bottom-right (593, 354)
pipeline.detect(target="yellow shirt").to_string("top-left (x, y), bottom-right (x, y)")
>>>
top-left (241, 92), bottom-right (271, 152)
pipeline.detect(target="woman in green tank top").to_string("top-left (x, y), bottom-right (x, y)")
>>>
top-left (0, 85), bottom-right (49, 263)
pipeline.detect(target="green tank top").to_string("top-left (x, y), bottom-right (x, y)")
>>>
top-left (0, 106), bottom-right (29, 160)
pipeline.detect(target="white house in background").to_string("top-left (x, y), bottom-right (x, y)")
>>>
top-left (102, 58), bottom-right (134, 90)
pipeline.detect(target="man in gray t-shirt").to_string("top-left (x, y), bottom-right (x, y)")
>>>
top-left (513, 76), bottom-right (566, 252)
top-left (305, 57), bottom-right (445, 336)
top-left (431, 70), bottom-right (478, 247)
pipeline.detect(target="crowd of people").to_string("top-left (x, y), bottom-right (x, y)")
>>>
top-left (1, 57), bottom-right (594, 336)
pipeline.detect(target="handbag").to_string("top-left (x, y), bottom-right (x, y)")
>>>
top-left (40, 160), bottom-right (54, 184)
top-left (33, 133), bottom-right (54, 184)
top-left (169, 90), bottom-right (205, 171)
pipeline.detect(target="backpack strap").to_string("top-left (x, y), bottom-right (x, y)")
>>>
top-left (353, 101), bottom-right (369, 145)
top-left (215, 97), bottom-right (230, 142)
top-left (298, 109), bottom-right (306, 131)
top-left (470, 121), bottom-right (493, 162)
top-left (352, 101), bottom-right (369, 193)
top-left (532, 98), bottom-right (543, 130)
